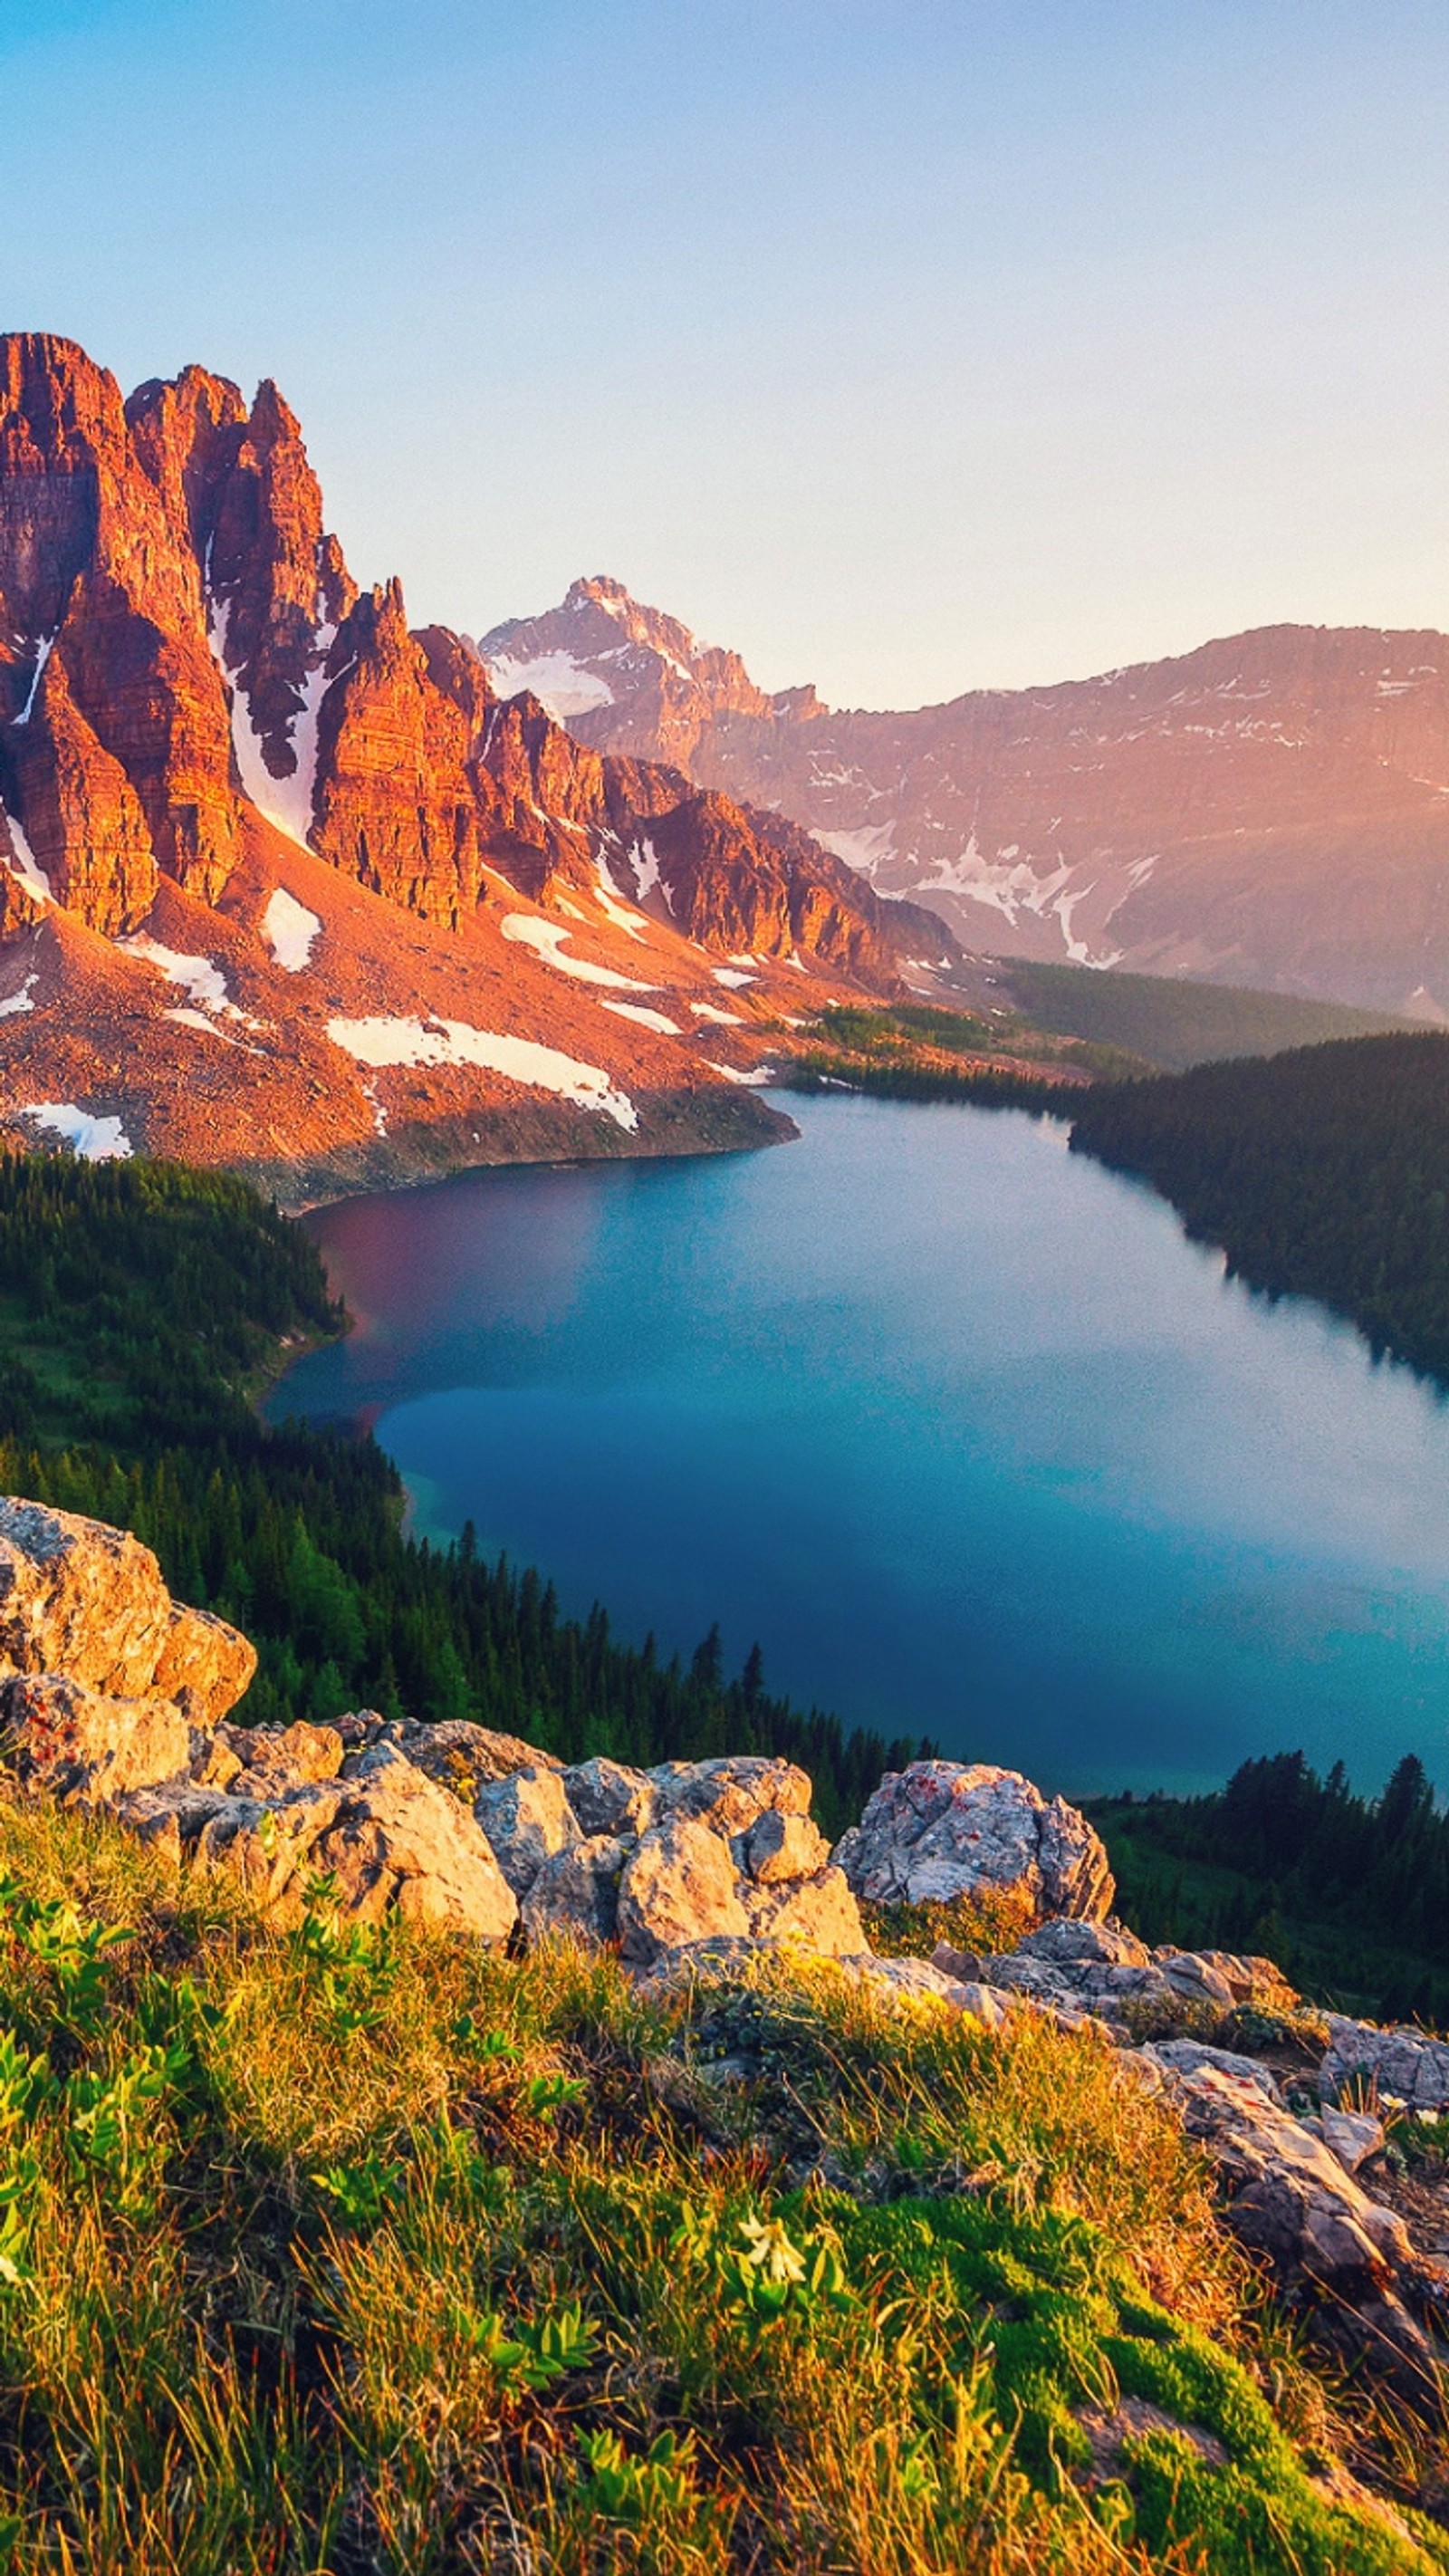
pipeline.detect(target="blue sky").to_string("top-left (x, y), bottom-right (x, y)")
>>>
top-left (3, 0), bottom-right (1447, 704)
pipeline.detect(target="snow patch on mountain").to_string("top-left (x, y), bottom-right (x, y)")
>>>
top-left (500, 915), bottom-right (658, 993)
top-left (262, 888), bottom-right (322, 972)
top-left (485, 650), bottom-right (615, 721)
top-left (12, 634), bottom-right (54, 729)
top-left (24, 1103), bottom-right (132, 1160)
top-left (206, 594), bottom-right (331, 851)
top-left (598, 1000), bottom-right (681, 1035)
top-left (324, 1015), bottom-right (639, 1130)
top-left (120, 937), bottom-right (235, 1017)
top-left (815, 822), bottom-right (896, 879)
top-left (0, 803), bottom-right (52, 904)
top-left (0, 976), bottom-right (37, 1020)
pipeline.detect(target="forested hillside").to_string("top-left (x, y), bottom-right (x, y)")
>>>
top-left (0, 1157), bottom-right (922, 1836)
top-left (1003, 959), bottom-right (1411, 1072)
top-left (1069, 1032), bottom-right (1449, 1381)
top-left (1092, 1753), bottom-right (1449, 2026)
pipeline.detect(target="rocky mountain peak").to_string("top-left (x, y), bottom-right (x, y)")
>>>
top-left (480, 574), bottom-right (778, 768)
top-left (0, 332), bottom-right (955, 1196)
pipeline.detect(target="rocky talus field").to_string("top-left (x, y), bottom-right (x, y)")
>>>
top-left (0, 1496), bottom-right (1446, 2567)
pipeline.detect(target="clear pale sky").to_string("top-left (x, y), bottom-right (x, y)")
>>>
top-left (3, 0), bottom-right (1446, 706)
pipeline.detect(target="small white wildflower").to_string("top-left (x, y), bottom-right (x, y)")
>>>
top-left (738, 2215), bottom-right (806, 2286)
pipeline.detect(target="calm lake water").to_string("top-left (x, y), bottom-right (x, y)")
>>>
top-left (274, 1095), bottom-right (1449, 1797)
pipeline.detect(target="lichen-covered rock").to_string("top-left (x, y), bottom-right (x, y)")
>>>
top-left (0, 1671), bottom-right (191, 1804)
top-left (617, 1813), bottom-right (750, 1964)
top-left (740, 1866), bottom-right (867, 1956)
top-left (221, 1721), bottom-right (344, 1794)
top-left (342, 1716), bottom-right (561, 1791)
top-left (562, 1755), bottom-right (655, 1839)
top-left (833, 1761), bottom-right (1113, 1921)
top-left (744, 1808), bottom-right (830, 1885)
top-left (648, 1755), bottom-right (812, 1840)
top-left (522, 1835), bottom-right (628, 1946)
top-left (474, 1764), bottom-right (581, 1898)
top-left (1319, 2015), bottom-right (1449, 2113)
top-left (0, 1498), bottom-right (254, 1716)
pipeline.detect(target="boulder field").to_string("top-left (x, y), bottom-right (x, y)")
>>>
top-left (3, 1491), bottom-right (1449, 2392)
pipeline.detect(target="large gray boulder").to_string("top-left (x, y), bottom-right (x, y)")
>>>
top-left (647, 1755), bottom-right (812, 1839)
top-left (563, 1755), bottom-right (655, 1838)
top-left (526, 1783), bottom-right (865, 1965)
top-left (522, 1835), bottom-right (629, 1945)
top-left (834, 1761), bottom-right (1114, 1921)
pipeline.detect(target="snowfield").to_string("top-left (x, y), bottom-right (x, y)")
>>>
top-left (262, 888), bottom-right (322, 972)
top-left (500, 915), bottom-right (658, 992)
top-left (24, 1104), bottom-right (132, 1160)
top-left (120, 937), bottom-right (235, 1016)
top-left (484, 649), bottom-right (615, 721)
top-left (324, 1015), bottom-right (639, 1130)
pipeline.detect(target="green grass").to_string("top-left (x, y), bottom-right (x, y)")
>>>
top-left (0, 1796), bottom-right (1437, 2572)
top-left (999, 962), bottom-right (1414, 1074)
top-left (773, 1000), bottom-right (1138, 1110)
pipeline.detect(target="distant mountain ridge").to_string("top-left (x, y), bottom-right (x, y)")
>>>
top-left (480, 582), bottom-right (1449, 1014)
top-left (0, 337), bottom-right (953, 1198)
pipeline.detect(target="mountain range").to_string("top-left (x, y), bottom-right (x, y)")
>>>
top-left (0, 335), bottom-right (953, 1201)
top-left (480, 579), bottom-right (1449, 1015)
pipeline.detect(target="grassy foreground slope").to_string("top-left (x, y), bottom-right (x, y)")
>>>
top-left (1000, 961), bottom-right (1414, 1073)
top-left (0, 1799), bottom-right (1439, 2574)
top-left (0, 1156), bottom-right (918, 1838)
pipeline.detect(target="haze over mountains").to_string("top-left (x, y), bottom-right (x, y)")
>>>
top-left (0, 335), bottom-right (950, 1199)
top-left (481, 580), bottom-right (1449, 1015)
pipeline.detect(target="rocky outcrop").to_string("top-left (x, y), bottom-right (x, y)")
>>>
top-left (1319, 2016), bottom-right (1449, 2113)
top-left (0, 1499), bottom-right (870, 1962)
top-left (957, 1917), bottom-right (1299, 2033)
top-left (523, 1753), bottom-right (867, 1966)
top-left (834, 1759), bottom-right (1114, 1923)
top-left (1149, 2059), bottom-right (1449, 2393)
top-left (0, 1498), bottom-right (254, 1717)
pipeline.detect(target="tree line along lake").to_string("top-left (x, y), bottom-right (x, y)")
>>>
top-left (273, 1092), bottom-right (1449, 1799)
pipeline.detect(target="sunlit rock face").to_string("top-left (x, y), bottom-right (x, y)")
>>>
top-left (0, 334), bottom-right (952, 1197)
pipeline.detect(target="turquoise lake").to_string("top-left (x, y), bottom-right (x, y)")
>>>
top-left (274, 1094), bottom-right (1449, 1797)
